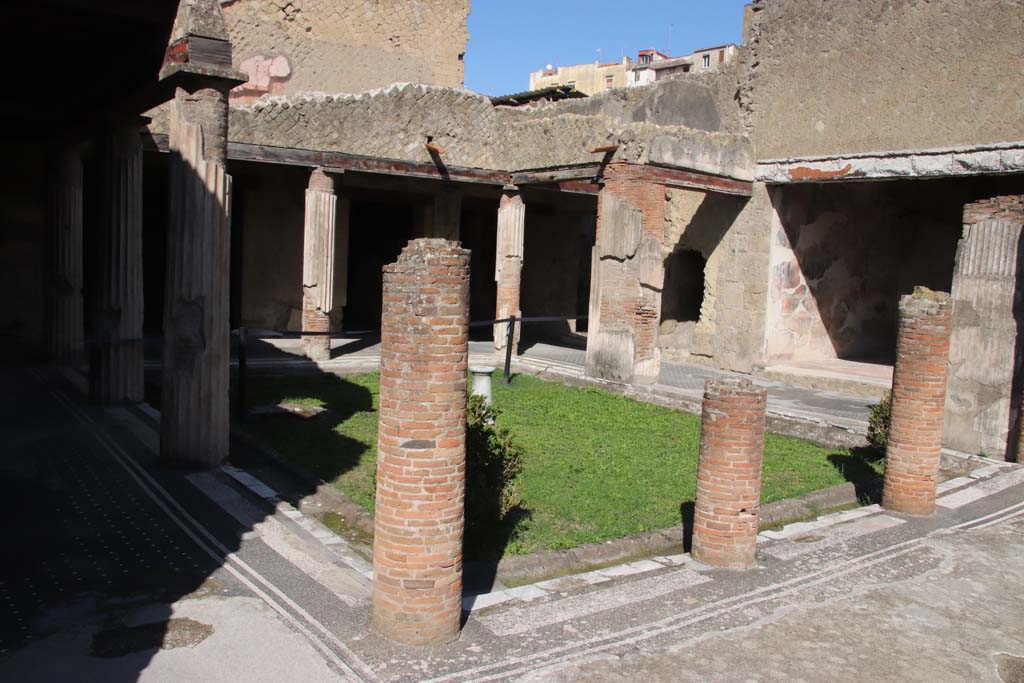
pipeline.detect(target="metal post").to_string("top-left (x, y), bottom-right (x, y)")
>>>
top-left (237, 326), bottom-right (248, 419)
top-left (503, 315), bottom-right (516, 385)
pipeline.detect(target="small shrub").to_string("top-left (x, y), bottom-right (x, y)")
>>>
top-left (868, 390), bottom-right (893, 449)
top-left (464, 395), bottom-right (526, 558)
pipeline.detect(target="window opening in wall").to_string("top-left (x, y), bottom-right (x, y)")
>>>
top-left (702, 54), bottom-right (710, 68)
top-left (663, 249), bottom-right (707, 323)
top-left (719, 49), bottom-right (725, 63)
top-left (605, 75), bottom-right (614, 89)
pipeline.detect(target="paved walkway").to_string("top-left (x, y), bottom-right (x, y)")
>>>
top-left (197, 334), bottom-right (876, 435)
top-left (2, 366), bottom-right (1024, 681)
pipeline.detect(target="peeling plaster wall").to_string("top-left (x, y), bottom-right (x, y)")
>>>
top-left (763, 176), bottom-right (1024, 363)
top-left (222, 0), bottom-right (470, 101)
top-left (744, 0), bottom-right (1024, 159)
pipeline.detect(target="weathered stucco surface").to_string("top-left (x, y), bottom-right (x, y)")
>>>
top-left (944, 195), bottom-right (1024, 460)
top-left (744, 0), bottom-right (1024, 159)
top-left (763, 177), bottom-right (1024, 364)
top-left (223, 0), bottom-right (470, 101)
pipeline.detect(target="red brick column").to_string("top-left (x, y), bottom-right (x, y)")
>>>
top-left (585, 161), bottom-right (666, 384)
top-left (883, 287), bottom-right (953, 515)
top-left (372, 238), bottom-right (470, 646)
top-left (692, 378), bottom-right (767, 570)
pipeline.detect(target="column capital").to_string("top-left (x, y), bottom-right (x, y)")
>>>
top-left (308, 167), bottom-right (336, 193)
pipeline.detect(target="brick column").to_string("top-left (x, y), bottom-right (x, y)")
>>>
top-left (46, 149), bottom-right (84, 365)
top-left (494, 185), bottom-right (525, 351)
top-left (585, 161), bottom-right (666, 384)
top-left (692, 378), bottom-right (767, 570)
top-left (91, 123), bottom-right (145, 403)
top-left (883, 287), bottom-right (953, 515)
top-left (373, 239), bottom-right (470, 646)
top-left (301, 168), bottom-right (337, 361)
top-left (158, 0), bottom-right (245, 467)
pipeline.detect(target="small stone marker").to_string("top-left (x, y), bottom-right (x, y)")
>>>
top-left (882, 287), bottom-right (952, 516)
top-left (692, 378), bottom-right (767, 570)
top-left (372, 239), bottom-right (470, 646)
top-left (470, 366), bottom-right (496, 405)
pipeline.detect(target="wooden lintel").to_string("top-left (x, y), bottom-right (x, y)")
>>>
top-left (511, 165), bottom-right (603, 186)
top-left (425, 142), bottom-right (447, 155)
top-left (645, 164), bottom-right (754, 197)
top-left (143, 134), bottom-right (508, 186)
top-left (588, 144), bottom-right (619, 154)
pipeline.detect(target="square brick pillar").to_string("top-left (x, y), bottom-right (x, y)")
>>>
top-left (301, 168), bottom-right (337, 362)
top-left (373, 239), bottom-right (470, 646)
top-left (883, 287), bottom-right (953, 515)
top-left (46, 149), bottom-right (84, 365)
top-left (585, 162), bottom-right (666, 384)
top-left (494, 185), bottom-right (525, 352)
top-left (944, 196), bottom-right (1024, 460)
top-left (91, 123), bottom-right (145, 403)
top-left (692, 378), bottom-right (767, 570)
top-left (158, 0), bottom-right (246, 467)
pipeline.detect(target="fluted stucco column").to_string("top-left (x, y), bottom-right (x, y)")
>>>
top-left (46, 150), bottom-right (84, 365)
top-left (494, 185), bottom-right (525, 351)
top-left (301, 168), bottom-right (337, 361)
top-left (91, 124), bottom-right (145, 403)
top-left (158, 0), bottom-right (245, 467)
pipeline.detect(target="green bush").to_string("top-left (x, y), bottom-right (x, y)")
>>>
top-left (464, 395), bottom-right (525, 558)
top-left (868, 390), bottom-right (893, 449)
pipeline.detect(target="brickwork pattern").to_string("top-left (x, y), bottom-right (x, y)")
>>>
top-left (372, 238), bottom-right (470, 646)
top-left (883, 288), bottom-right (953, 515)
top-left (692, 378), bottom-right (767, 570)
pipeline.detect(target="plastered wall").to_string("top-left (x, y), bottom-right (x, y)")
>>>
top-left (223, 0), bottom-right (470, 101)
top-left (744, 0), bottom-right (1024, 159)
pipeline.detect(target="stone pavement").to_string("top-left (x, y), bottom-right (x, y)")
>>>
top-left (4, 365), bottom-right (1023, 682)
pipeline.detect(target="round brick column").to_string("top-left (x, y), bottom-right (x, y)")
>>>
top-left (372, 238), bottom-right (470, 646)
top-left (883, 288), bottom-right (953, 515)
top-left (692, 378), bottom-right (767, 570)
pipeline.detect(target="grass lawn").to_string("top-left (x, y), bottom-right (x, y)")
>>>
top-left (241, 371), bottom-right (883, 556)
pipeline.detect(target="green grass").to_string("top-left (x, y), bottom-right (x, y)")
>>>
top-left (241, 371), bottom-right (883, 556)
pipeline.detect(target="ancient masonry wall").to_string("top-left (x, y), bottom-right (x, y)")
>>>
top-left (743, 0), bottom-right (1024, 159)
top-left (944, 195), bottom-right (1024, 460)
top-left (223, 0), bottom-right (471, 102)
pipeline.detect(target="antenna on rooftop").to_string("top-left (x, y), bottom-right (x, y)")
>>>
top-left (668, 24), bottom-right (674, 56)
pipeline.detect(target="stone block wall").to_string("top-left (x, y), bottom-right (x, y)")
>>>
top-left (223, 0), bottom-right (471, 102)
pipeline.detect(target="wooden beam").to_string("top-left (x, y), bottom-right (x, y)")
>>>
top-left (144, 135), bottom-right (509, 186)
top-left (425, 142), bottom-right (447, 155)
top-left (511, 165), bottom-right (603, 186)
top-left (588, 144), bottom-right (619, 154)
top-left (645, 164), bottom-right (754, 197)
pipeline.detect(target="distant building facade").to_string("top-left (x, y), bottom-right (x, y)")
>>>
top-left (629, 44), bottom-right (739, 87)
top-left (529, 56), bottom-right (634, 95)
top-left (530, 44), bottom-right (739, 95)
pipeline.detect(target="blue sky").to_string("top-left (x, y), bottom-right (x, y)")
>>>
top-left (464, 0), bottom-right (750, 96)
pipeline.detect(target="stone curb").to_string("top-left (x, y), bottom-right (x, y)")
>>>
top-left (490, 476), bottom-right (882, 586)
